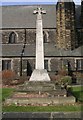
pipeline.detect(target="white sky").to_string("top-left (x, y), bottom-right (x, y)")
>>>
top-left (0, 0), bottom-right (81, 5)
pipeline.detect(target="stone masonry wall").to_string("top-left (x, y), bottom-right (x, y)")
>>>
top-left (2, 29), bottom-right (56, 44)
top-left (2, 57), bottom-right (82, 77)
top-left (22, 59), bottom-right (35, 76)
top-left (81, 1), bottom-right (83, 46)
top-left (81, 1), bottom-right (83, 27)
top-left (56, 2), bottom-right (77, 50)
top-left (56, 2), bottom-right (66, 49)
top-left (25, 29), bottom-right (56, 44)
top-left (12, 58), bottom-right (21, 76)
top-left (3, 57), bottom-right (77, 76)
top-left (2, 29), bottom-right (25, 44)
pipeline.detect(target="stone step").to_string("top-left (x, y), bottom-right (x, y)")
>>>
top-left (24, 90), bottom-right (67, 97)
top-left (17, 81), bottom-right (61, 92)
top-left (5, 96), bottom-right (76, 106)
top-left (12, 89), bottom-right (67, 99)
top-left (24, 81), bottom-right (56, 86)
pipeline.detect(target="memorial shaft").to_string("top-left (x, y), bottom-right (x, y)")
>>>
top-left (35, 8), bottom-right (45, 69)
top-left (29, 7), bottom-right (50, 81)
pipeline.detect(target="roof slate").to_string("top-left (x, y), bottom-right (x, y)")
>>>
top-left (2, 44), bottom-right (82, 57)
top-left (1, 5), bottom-right (81, 29)
top-left (2, 5), bottom-right (56, 29)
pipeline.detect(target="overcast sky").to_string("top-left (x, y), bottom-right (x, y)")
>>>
top-left (0, 0), bottom-right (81, 5)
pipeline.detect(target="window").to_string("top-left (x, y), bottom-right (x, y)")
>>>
top-left (76, 59), bottom-right (83, 71)
top-left (43, 31), bottom-right (49, 43)
top-left (2, 60), bottom-right (11, 70)
top-left (9, 32), bottom-right (16, 43)
top-left (44, 60), bottom-right (48, 71)
top-left (27, 61), bottom-right (32, 76)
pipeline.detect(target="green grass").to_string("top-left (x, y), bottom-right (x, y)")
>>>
top-left (2, 88), bottom-right (15, 101)
top-left (68, 86), bottom-right (83, 102)
top-left (0, 88), bottom-right (2, 101)
top-left (2, 87), bottom-right (83, 112)
top-left (2, 104), bottom-right (82, 112)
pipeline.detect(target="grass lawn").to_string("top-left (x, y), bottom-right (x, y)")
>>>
top-left (2, 86), bottom-right (83, 112)
top-left (2, 88), bottom-right (15, 101)
top-left (68, 86), bottom-right (83, 102)
top-left (3, 104), bottom-right (82, 112)
top-left (0, 88), bottom-right (2, 101)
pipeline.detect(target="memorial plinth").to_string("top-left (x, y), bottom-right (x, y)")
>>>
top-left (5, 81), bottom-right (75, 106)
top-left (30, 69), bottom-right (50, 81)
top-left (29, 7), bottom-right (50, 81)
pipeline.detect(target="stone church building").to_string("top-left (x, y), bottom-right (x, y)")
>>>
top-left (1, 0), bottom-right (83, 77)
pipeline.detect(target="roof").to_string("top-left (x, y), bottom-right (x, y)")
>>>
top-left (1, 5), bottom-right (81, 29)
top-left (2, 5), bottom-right (56, 29)
top-left (2, 44), bottom-right (82, 57)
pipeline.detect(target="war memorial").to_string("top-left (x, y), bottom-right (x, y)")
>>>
top-left (4, 7), bottom-right (76, 106)
top-left (2, 0), bottom-right (83, 119)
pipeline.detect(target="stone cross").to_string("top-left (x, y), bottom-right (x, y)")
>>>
top-left (29, 7), bottom-right (50, 81)
top-left (33, 7), bottom-right (46, 69)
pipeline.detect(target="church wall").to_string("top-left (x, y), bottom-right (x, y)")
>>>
top-left (48, 29), bottom-right (56, 43)
top-left (12, 59), bottom-right (21, 76)
top-left (81, 1), bottom-right (83, 46)
top-left (22, 59), bottom-right (35, 76)
top-left (1, 28), bottom-right (56, 44)
top-left (26, 29), bottom-right (36, 44)
top-left (2, 57), bottom-right (83, 77)
top-left (56, 2), bottom-right (77, 50)
top-left (50, 58), bottom-right (76, 72)
top-left (82, 29), bottom-right (83, 45)
top-left (50, 59), bottom-right (61, 72)
top-left (81, 1), bottom-right (83, 27)
top-left (26, 29), bottom-right (56, 44)
top-left (2, 29), bottom-right (25, 44)
top-left (76, 29), bottom-right (82, 46)
top-left (1, 57), bottom-right (35, 76)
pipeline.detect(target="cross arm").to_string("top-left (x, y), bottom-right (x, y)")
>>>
top-left (33, 7), bottom-right (46, 14)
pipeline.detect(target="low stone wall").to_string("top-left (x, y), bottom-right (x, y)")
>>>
top-left (2, 112), bottom-right (82, 120)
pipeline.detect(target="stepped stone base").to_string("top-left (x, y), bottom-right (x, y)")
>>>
top-left (17, 81), bottom-right (56, 92)
top-left (29, 69), bottom-right (50, 81)
top-left (17, 81), bottom-right (67, 96)
top-left (4, 81), bottom-right (76, 106)
top-left (5, 96), bottom-right (75, 106)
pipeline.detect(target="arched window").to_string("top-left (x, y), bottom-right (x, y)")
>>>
top-left (43, 31), bottom-right (47, 43)
top-left (9, 32), bottom-right (16, 44)
top-left (43, 31), bottom-right (49, 43)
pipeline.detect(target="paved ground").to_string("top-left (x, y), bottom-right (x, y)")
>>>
top-left (2, 112), bottom-right (82, 120)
